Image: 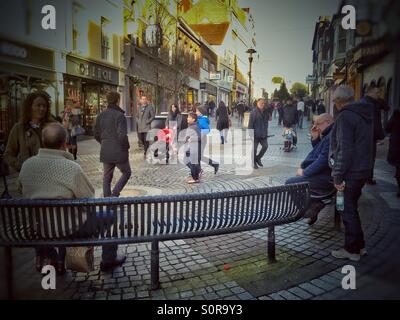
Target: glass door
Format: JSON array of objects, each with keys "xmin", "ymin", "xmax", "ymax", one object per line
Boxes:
[{"xmin": 83, "ymin": 85, "xmax": 99, "ymax": 135}]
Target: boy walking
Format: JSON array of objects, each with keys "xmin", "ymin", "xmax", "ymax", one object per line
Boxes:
[{"xmin": 185, "ymin": 112, "xmax": 201, "ymax": 184}]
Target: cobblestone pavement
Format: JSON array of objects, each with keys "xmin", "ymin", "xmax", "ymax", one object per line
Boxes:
[{"xmin": 1, "ymin": 116, "xmax": 399, "ymax": 300}]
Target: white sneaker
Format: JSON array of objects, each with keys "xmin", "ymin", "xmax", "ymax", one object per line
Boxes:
[
  {"xmin": 360, "ymin": 248, "xmax": 367, "ymax": 256},
  {"xmin": 331, "ymin": 248, "xmax": 360, "ymax": 262}
]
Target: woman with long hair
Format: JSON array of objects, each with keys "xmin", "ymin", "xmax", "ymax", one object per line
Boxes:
[
  {"xmin": 3, "ymin": 91, "xmax": 61, "ymax": 273},
  {"xmin": 216, "ymin": 101, "xmax": 230, "ymax": 144},
  {"xmin": 4, "ymin": 91, "xmax": 53, "ymax": 172}
]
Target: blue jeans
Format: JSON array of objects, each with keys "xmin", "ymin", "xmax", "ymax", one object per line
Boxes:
[
  {"xmin": 285, "ymin": 174, "xmax": 333, "ymax": 192},
  {"xmin": 52, "ymin": 211, "xmax": 118, "ymax": 264},
  {"xmin": 342, "ymin": 179, "xmax": 366, "ymax": 254}
]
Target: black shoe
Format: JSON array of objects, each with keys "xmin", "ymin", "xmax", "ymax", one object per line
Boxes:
[
  {"xmin": 306, "ymin": 201, "xmax": 326, "ymax": 226},
  {"xmin": 100, "ymin": 255, "xmax": 127, "ymax": 272},
  {"xmin": 254, "ymin": 162, "xmax": 259, "ymax": 169},
  {"xmin": 256, "ymin": 158, "xmax": 263, "ymax": 167},
  {"xmin": 213, "ymin": 164, "xmax": 219, "ymax": 174}
]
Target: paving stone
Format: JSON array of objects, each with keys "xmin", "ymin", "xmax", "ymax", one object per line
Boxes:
[
  {"xmin": 180, "ymin": 290, "xmax": 194, "ymax": 299},
  {"xmin": 311, "ymin": 278, "xmax": 337, "ymax": 291},
  {"xmin": 299, "ymin": 283, "xmax": 326, "ymax": 296},
  {"xmin": 277, "ymin": 290, "xmax": 301, "ymax": 300},
  {"xmin": 269, "ymin": 293, "xmax": 285, "ymax": 300},
  {"xmin": 288, "ymin": 287, "xmax": 313, "ymax": 300}
]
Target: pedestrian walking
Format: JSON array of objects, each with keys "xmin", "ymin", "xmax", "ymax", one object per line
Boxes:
[
  {"xmin": 282, "ymin": 98, "xmax": 298, "ymax": 147},
  {"xmin": 237, "ymin": 100, "xmax": 246, "ymax": 125},
  {"xmin": 277, "ymin": 100, "xmax": 284, "ymax": 126},
  {"xmin": 248, "ymin": 98, "xmax": 270, "ymax": 169},
  {"xmin": 360, "ymin": 86, "xmax": 390, "ymax": 185},
  {"xmin": 385, "ymin": 110, "xmax": 400, "ymax": 197},
  {"xmin": 297, "ymin": 98, "xmax": 305, "ymax": 129},
  {"xmin": 136, "ymin": 95, "xmax": 155, "ymax": 157},
  {"xmin": 216, "ymin": 101, "xmax": 230, "ymax": 144},
  {"xmin": 317, "ymin": 100, "xmax": 326, "ymax": 115},
  {"xmin": 61, "ymin": 107, "xmax": 84, "ymax": 160},
  {"xmin": 329, "ymin": 85, "xmax": 374, "ymax": 262},
  {"xmin": 184, "ymin": 112, "xmax": 201, "ymax": 184},
  {"xmin": 195, "ymin": 106, "xmax": 219, "ymax": 174},
  {"xmin": 94, "ymin": 91, "xmax": 132, "ymax": 198}
]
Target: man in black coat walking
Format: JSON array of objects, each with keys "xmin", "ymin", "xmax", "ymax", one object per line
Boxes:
[
  {"xmin": 360, "ymin": 86, "xmax": 390, "ymax": 185},
  {"xmin": 329, "ymin": 85, "xmax": 374, "ymax": 262},
  {"xmin": 95, "ymin": 91, "xmax": 131, "ymax": 198},
  {"xmin": 248, "ymin": 98, "xmax": 270, "ymax": 169}
]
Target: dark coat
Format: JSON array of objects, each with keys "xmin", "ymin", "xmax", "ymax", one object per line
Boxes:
[
  {"xmin": 216, "ymin": 105, "xmax": 230, "ymax": 131},
  {"xmin": 317, "ymin": 103, "xmax": 326, "ymax": 115},
  {"xmin": 360, "ymin": 96, "xmax": 390, "ymax": 141},
  {"xmin": 137, "ymin": 104, "xmax": 155, "ymax": 133},
  {"xmin": 248, "ymin": 107, "xmax": 269, "ymax": 139},
  {"xmin": 329, "ymin": 101, "xmax": 374, "ymax": 185},
  {"xmin": 301, "ymin": 124, "xmax": 333, "ymax": 178},
  {"xmin": 94, "ymin": 105, "xmax": 130, "ymax": 164},
  {"xmin": 237, "ymin": 102, "xmax": 245, "ymax": 115},
  {"xmin": 185, "ymin": 122, "xmax": 201, "ymax": 164},
  {"xmin": 386, "ymin": 110, "xmax": 400, "ymax": 166},
  {"xmin": 282, "ymin": 104, "xmax": 298, "ymax": 127},
  {"xmin": 165, "ymin": 112, "xmax": 184, "ymax": 134}
]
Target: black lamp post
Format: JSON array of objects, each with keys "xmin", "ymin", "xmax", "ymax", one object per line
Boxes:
[{"xmin": 246, "ymin": 48, "xmax": 257, "ymax": 108}]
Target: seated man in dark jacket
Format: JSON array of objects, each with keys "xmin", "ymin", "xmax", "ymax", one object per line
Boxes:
[{"xmin": 286, "ymin": 113, "xmax": 334, "ymax": 225}]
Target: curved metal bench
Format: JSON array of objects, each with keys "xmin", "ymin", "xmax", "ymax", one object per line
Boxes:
[{"xmin": 0, "ymin": 183, "xmax": 309, "ymax": 298}]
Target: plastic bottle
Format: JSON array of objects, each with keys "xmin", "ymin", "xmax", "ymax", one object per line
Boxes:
[{"xmin": 336, "ymin": 190, "xmax": 344, "ymax": 211}]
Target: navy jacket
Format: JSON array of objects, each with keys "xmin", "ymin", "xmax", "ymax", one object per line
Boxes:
[
  {"xmin": 329, "ymin": 101, "xmax": 374, "ymax": 185},
  {"xmin": 248, "ymin": 107, "xmax": 269, "ymax": 139},
  {"xmin": 301, "ymin": 124, "xmax": 333, "ymax": 177}
]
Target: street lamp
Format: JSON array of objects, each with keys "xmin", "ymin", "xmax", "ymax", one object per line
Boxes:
[{"xmin": 246, "ymin": 48, "xmax": 257, "ymax": 108}]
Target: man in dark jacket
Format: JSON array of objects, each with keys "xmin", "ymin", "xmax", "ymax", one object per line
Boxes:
[
  {"xmin": 248, "ymin": 98, "xmax": 270, "ymax": 169},
  {"xmin": 360, "ymin": 86, "xmax": 390, "ymax": 185},
  {"xmin": 282, "ymin": 98, "xmax": 298, "ymax": 146},
  {"xmin": 286, "ymin": 114, "xmax": 334, "ymax": 224},
  {"xmin": 136, "ymin": 95, "xmax": 155, "ymax": 157},
  {"xmin": 95, "ymin": 91, "xmax": 132, "ymax": 198},
  {"xmin": 329, "ymin": 85, "xmax": 374, "ymax": 262},
  {"xmin": 237, "ymin": 100, "xmax": 245, "ymax": 125}
]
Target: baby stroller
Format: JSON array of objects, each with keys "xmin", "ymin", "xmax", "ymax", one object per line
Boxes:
[{"xmin": 282, "ymin": 127, "xmax": 296, "ymax": 152}]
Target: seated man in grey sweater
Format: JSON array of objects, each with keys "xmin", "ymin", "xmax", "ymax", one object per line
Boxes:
[{"xmin": 18, "ymin": 122, "xmax": 126, "ymax": 274}]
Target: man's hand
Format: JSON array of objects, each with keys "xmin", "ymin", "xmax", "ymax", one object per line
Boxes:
[
  {"xmin": 296, "ymin": 168, "xmax": 304, "ymax": 176},
  {"xmin": 335, "ymin": 182, "xmax": 345, "ymax": 191}
]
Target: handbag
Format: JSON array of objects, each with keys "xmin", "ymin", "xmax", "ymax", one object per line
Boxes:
[
  {"xmin": 65, "ymin": 246, "xmax": 94, "ymax": 273},
  {"xmin": 71, "ymin": 125, "xmax": 85, "ymax": 137}
]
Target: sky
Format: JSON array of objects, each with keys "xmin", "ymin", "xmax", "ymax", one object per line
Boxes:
[{"xmin": 239, "ymin": 0, "xmax": 340, "ymax": 97}]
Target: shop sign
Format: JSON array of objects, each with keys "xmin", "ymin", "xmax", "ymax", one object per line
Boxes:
[
  {"xmin": 0, "ymin": 39, "xmax": 54, "ymax": 70},
  {"xmin": 210, "ymin": 72, "xmax": 221, "ymax": 80},
  {"xmin": 67, "ymin": 56, "xmax": 119, "ymax": 85}
]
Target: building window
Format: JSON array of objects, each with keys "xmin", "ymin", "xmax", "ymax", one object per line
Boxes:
[
  {"xmin": 101, "ymin": 17, "xmax": 111, "ymax": 61},
  {"xmin": 202, "ymin": 58, "xmax": 209, "ymax": 71},
  {"xmin": 210, "ymin": 63, "xmax": 216, "ymax": 73},
  {"xmin": 337, "ymin": 27, "xmax": 347, "ymax": 54}
]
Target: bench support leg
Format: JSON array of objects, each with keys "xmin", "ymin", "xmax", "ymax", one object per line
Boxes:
[
  {"xmin": 150, "ymin": 241, "xmax": 160, "ymax": 290},
  {"xmin": 334, "ymin": 206, "xmax": 341, "ymax": 231},
  {"xmin": 268, "ymin": 226, "xmax": 276, "ymax": 263},
  {"xmin": 5, "ymin": 246, "xmax": 13, "ymax": 300}
]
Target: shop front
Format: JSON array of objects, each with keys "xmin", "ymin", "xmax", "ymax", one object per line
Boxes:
[
  {"xmin": 65, "ymin": 55, "xmax": 119, "ymax": 135},
  {"xmin": 0, "ymin": 38, "xmax": 57, "ymax": 140},
  {"xmin": 200, "ymin": 82, "xmax": 217, "ymax": 105},
  {"xmin": 236, "ymin": 82, "xmax": 247, "ymax": 102}
]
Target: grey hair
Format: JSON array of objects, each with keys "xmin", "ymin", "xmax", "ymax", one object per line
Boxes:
[{"xmin": 333, "ymin": 85, "xmax": 355, "ymax": 102}]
